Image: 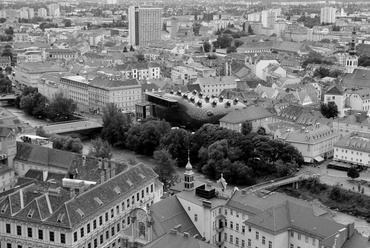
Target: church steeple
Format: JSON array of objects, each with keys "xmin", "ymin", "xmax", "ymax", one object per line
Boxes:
[
  {"xmin": 349, "ymin": 27, "xmax": 357, "ymax": 56},
  {"xmin": 184, "ymin": 150, "xmax": 195, "ymax": 191},
  {"xmin": 346, "ymin": 27, "xmax": 358, "ymax": 74}
]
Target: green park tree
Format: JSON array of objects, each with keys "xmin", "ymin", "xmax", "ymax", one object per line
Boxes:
[
  {"xmin": 347, "ymin": 167, "xmax": 360, "ymax": 180},
  {"xmin": 50, "ymin": 134, "xmax": 83, "ymax": 154},
  {"xmin": 88, "ymin": 138, "xmax": 113, "ymax": 159},
  {"xmin": 320, "ymin": 101, "xmax": 339, "ymax": 119},
  {"xmin": 153, "ymin": 149, "xmax": 178, "ymax": 190},
  {"xmin": 101, "ymin": 103, "xmax": 132, "ymax": 147}
]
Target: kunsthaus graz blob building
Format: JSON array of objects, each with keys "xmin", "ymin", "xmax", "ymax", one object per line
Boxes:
[{"xmin": 145, "ymin": 90, "xmax": 246, "ymax": 128}]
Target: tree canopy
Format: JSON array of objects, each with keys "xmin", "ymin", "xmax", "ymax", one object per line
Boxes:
[
  {"xmin": 88, "ymin": 138, "xmax": 112, "ymax": 159},
  {"xmin": 50, "ymin": 134, "xmax": 83, "ymax": 154},
  {"xmin": 153, "ymin": 149, "xmax": 178, "ymax": 190},
  {"xmin": 320, "ymin": 101, "xmax": 339, "ymax": 119},
  {"xmin": 46, "ymin": 93, "xmax": 77, "ymax": 121},
  {"xmin": 347, "ymin": 167, "xmax": 359, "ymax": 180},
  {"xmin": 101, "ymin": 103, "xmax": 132, "ymax": 147}
]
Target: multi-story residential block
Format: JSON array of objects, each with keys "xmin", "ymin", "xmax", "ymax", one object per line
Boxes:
[
  {"xmin": 117, "ymin": 63, "xmax": 161, "ymax": 81},
  {"xmin": 334, "ymin": 132, "xmax": 370, "ymax": 166},
  {"xmin": 0, "ymin": 161, "xmax": 162, "ymax": 248},
  {"xmin": 219, "ymin": 107, "xmax": 274, "ymax": 132},
  {"xmin": 13, "ymin": 33, "xmax": 30, "ymax": 43},
  {"xmin": 0, "ymin": 165, "xmax": 14, "ymax": 192},
  {"xmin": 37, "ymin": 72, "xmax": 67, "ymax": 100},
  {"xmin": 16, "ymin": 50, "xmax": 47, "ymax": 64},
  {"xmin": 347, "ymin": 88, "xmax": 370, "ymax": 112},
  {"xmin": 58, "ymin": 75, "xmax": 142, "ymax": 113},
  {"xmin": 37, "ymin": 8, "xmax": 47, "ymax": 18},
  {"xmin": 46, "ymin": 49, "xmax": 78, "ymax": 60},
  {"xmin": 261, "ymin": 10, "xmax": 276, "ymax": 28},
  {"xmin": 14, "ymin": 62, "xmax": 67, "ymax": 88},
  {"xmin": 171, "ymin": 66, "xmax": 198, "ymax": 84},
  {"xmin": 333, "ymin": 112, "xmax": 370, "ymax": 137},
  {"xmin": 324, "ymin": 84, "xmax": 346, "ymax": 117},
  {"xmin": 196, "ymin": 76, "xmax": 237, "ymax": 96},
  {"xmin": 128, "ymin": 6, "xmax": 162, "ymax": 47},
  {"xmin": 320, "ymin": 7, "xmax": 336, "ymax": 24},
  {"xmin": 47, "ymin": 3, "xmax": 60, "ymax": 17},
  {"xmin": 278, "ymin": 123, "xmax": 340, "ymax": 163}
]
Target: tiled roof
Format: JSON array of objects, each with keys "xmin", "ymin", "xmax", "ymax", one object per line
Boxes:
[
  {"xmin": 16, "ymin": 62, "xmax": 67, "ymax": 73},
  {"xmin": 88, "ymin": 77, "xmax": 140, "ymax": 89},
  {"xmin": 334, "ymin": 132, "xmax": 370, "ymax": 152},
  {"xmin": 0, "ymin": 163, "xmax": 157, "ymax": 229},
  {"xmin": 279, "ymin": 124, "xmax": 338, "ymax": 144},
  {"xmin": 219, "ymin": 107, "xmax": 273, "ymax": 124},
  {"xmin": 150, "ymin": 195, "xmax": 200, "ymax": 240},
  {"xmin": 245, "ymin": 200, "xmax": 345, "ymax": 241},
  {"xmin": 15, "ymin": 142, "xmax": 77, "ymax": 170},
  {"xmin": 342, "ymin": 69, "xmax": 370, "ymax": 89},
  {"xmin": 143, "ymin": 231, "xmax": 214, "ymax": 248},
  {"xmin": 325, "ymin": 84, "xmax": 344, "ymax": 96}
]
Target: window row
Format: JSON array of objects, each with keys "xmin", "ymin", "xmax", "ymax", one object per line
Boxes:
[{"xmin": 5, "ymin": 224, "xmax": 64, "ymax": 244}]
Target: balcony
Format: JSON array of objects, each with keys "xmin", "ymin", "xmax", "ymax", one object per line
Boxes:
[{"xmin": 216, "ymin": 226, "xmax": 224, "ymax": 233}]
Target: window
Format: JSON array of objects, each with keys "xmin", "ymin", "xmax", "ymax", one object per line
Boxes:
[
  {"xmin": 61, "ymin": 233, "xmax": 66, "ymax": 244},
  {"xmin": 194, "ymin": 214, "xmax": 198, "ymax": 222},
  {"xmin": 116, "ymin": 205, "xmax": 119, "ymax": 215},
  {"xmin": 100, "ymin": 234, "xmax": 103, "ymax": 244},
  {"xmin": 269, "ymin": 241, "xmax": 272, "ymax": 248},
  {"xmin": 87, "ymin": 223, "xmax": 91, "ymax": 233},
  {"xmin": 111, "ymin": 209, "xmax": 114, "ymax": 218},
  {"xmin": 27, "ymin": 227, "xmax": 32, "ymax": 238},
  {"xmin": 230, "ymin": 210, "xmax": 233, "ymax": 216},
  {"xmin": 242, "ymin": 240, "xmax": 245, "ymax": 247},
  {"xmin": 38, "ymin": 229, "xmax": 43, "ymax": 240},
  {"xmin": 127, "ymin": 199, "xmax": 130, "ymax": 208},
  {"xmin": 111, "ymin": 226, "xmax": 115, "ymax": 236},
  {"xmin": 94, "ymin": 238, "xmax": 98, "ymax": 248},
  {"xmin": 151, "ymin": 184, "xmax": 153, "ymax": 192},
  {"xmin": 230, "ymin": 235, "xmax": 233, "ymax": 244},
  {"xmin": 117, "ymin": 223, "xmax": 120, "ymax": 232},
  {"xmin": 305, "ymin": 236, "xmax": 308, "ymax": 243},
  {"xmin": 249, "ymin": 226, "xmax": 251, "ymax": 232},
  {"xmin": 74, "ymin": 231, "xmax": 78, "ymax": 242},
  {"xmin": 7, "ymin": 244, "xmax": 11, "ymax": 248},
  {"xmin": 262, "ymin": 236, "xmax": 265, "ymax": 245},
  {"xmin": 242, "ymin": 225, "xmax": 245, "ymax": 233},
  {"xmin": 256, "ymin": 231, "xmax": 259, "ymax": 240},
  {"xmin": 224, "ymin": 233, "xmax": 227, "ymax": 241},
  {"xmin": 105, "ymin": 212, "xmax": 108, "ymax": 221},
  {"xmin": 248, "ymin": 239, "xmax": 251, "ymax": 247},
  {"xmin": 50, "ymin": 231, "xmax": 55, "ymax": 242},
  {"xmin": 230, "ymin": 221, "xmax": 233, "ymax": 229},
  {"xmin": 188, "ymin": 206, "xmax": 191, "ymax": 211},
  {"xmin": 290, "ymin": 245, "xmax": 294, "ymax": 248},
  {"xmin": 99, "ymin": 216, "xmax": 103, "ymax": 225},
  {"xmin": 236, "ymin": 237, "xmax": 239, "ymax": 246},
  {"xmin": 6, "ymin": 223, "xmax": 10, "ymax": 234},
  {"xmin": 93, "ymin": 220, "xmax": 97, "ymax": 229},
  {"xmin": 17, "ymin": 225, "xmax": 22, "ymax": 235},
  {"xmin": 298, "ymin": 234, "xmax": 301, "ymax": 240},
  {"xmin": 312, "ymin": 239, "xmax": 315, "ymax": 245},
  {"xmin": 142, "ymin": 189, "xmax": 144, "ymax": 198},
  {"xmin": 81, "ymin": 227, "xmax": 84, "ymax": 238},
  {"xmin": 236, "ymin": 223, "xmax": 239, "ymax": 232},
  {"xmin": 137, "ymin": 193, "xmax": 140, "ymax": 201}
]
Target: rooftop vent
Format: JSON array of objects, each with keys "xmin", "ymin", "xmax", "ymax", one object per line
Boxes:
[
  {"xmin": 183, "ymin": 93, "xmax": 188, "ymax": 99},
  {"xmin": 94, "ymin": 197, "xmax": 103, "ymax": 205},
  {"xmin": 170, "ymin": 90, "xmax": 174, "ymax": 94},
  {"xmin": 177, "ymin": 90, "xmax": 182, "ymax": 95},
  {"xmin": 190, "ymin": 96, "xmax": 195, "ymax": 102},
  {"xmin": 197, "ymin": 100, "xmax": 202, "ymax": 106},
  {"xmin": 57, "ymin": 213, "xmax": 64, "ymax": 223},
  {"xmin": 27, "ymin": 209, "xmax": 35, "ymax": 218},
  {"xmin": 1, "ymin": 204, "xmax": 8, "ymax": 213},
  {"xmin": 114, "ymin": 186, "xmax": 121, "ymax": 195},
  {"xmin": 76, "ymin": 208, "xmax": 84, "ymax": 218},
  {"xmin": 212, "ymin": 100, "xmax": 217, "ymax": 106},
  {"xmin": 192, "ymin": 90, "xmax": 197, "ymax": 95}
]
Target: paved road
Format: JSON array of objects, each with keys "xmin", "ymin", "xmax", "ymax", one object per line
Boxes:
[{"xmin": 42, "ymin": 120, "xmax": 102, "ymax": 134}]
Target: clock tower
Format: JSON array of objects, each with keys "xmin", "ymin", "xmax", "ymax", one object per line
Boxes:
[{"xmin": 345, "ymin": 27, "xmax": 358, "ymax": 74}]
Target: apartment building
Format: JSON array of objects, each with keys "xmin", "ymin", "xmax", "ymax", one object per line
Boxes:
[
  {"xmin": 117, "ymin": 63, "xmax": 161, "ymax": 81},
  {"xmin": 333, "ymin": 113, "xmax": 370, "ymax": 137},
  {"xmin": 14, "ymin": 62, "xmax": 67, "ymax": 88},
  {"xmin": 47, "ymin": 49, "xmax": 78, "ymax": 60},
  {"xmin": 324, "ymin": 84, "xmax": 346, "ymax": 117},
  {"xmin": 196, "ymin": 76, "xmax": 237, "ymax": 96},
  {"xmin": 171, "ymin": 66, "xmax": 198, "ymax": 84},
  {"xmin": 334, "ymin": 132, "xmax": 370, "ymax": 166},
  {"xmin": 320, "ymin": 7, "xmax": 336, "ymax": 24},
  {"xmin": 0, "ymin": 162, "xmax": 162, "ymax": 248},
  {"xmin": 128, "ymin": 6, "xmax": 162, "ymax": 46},
  {"xmin": 278, "ymin": 124, "xmax": 340, "ymax": 163}
]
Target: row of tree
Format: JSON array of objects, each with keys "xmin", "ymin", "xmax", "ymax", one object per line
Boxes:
[
  {"xmin": 100, "ymin": 104, "xmax": 304, "ymax": 188},
  {"xmin": 16, "ymin": 87, "xmax": 77, "ymax": 122}
]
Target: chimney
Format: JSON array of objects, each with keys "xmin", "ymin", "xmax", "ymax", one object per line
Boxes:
[
  {"xmin": 100, "ymin": 170, "xmax": 105, "ymax": 183},
  {"xmin": 98, "ymin": 157, "xmax": 103, "ymax": 169},
  {"xmin": 103, "ymin": 158, "xmax": 109, "ymax": 170},
  {"xmin": 82, "ymin": 155, "xmax": 86, "ymax": 166},
  {"xmin": 43, "ymin": 170, "xmax": 48, "ymax": 182},
  {"xmin": 106, "ymin": 166, "xmax": 110, "ymax": 180},
  {"xmin": 183, "ymin": 232, "xmax": 189, "ymax": 237},
  {"xmin": 169, "ymin": 229, "xmax": 177, "ymax": 234},
  {"xmin": 174, "ymin": 224, "xmax": 182, "ymax": 233},
  {"xmin": 110, "ymin": 160, "xmax": 116, "ymax": 178},
  {"xmin": 20, "ymin": 188, "xmax": 24, "ymax": 209}
]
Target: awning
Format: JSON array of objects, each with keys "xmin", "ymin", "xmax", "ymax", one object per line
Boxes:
[
  {"xmin": 304, "ymin": 157, "xmax": 312, "ymax": 163},
  {"xmin": 314, "ymin": 156, "xmax": 324, "ymax": 163}
]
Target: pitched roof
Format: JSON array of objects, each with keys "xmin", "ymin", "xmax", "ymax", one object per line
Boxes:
[
  {"xmin": 245, "ymin": 200, "xmax": 345, "ymax": 240},
  {"xmin": 15, "ymin": 142, "xmax": 77, "ymax": 170},
  {"xmin": 0, "ymin": 163, "xmax": 157, "ymax": 229},
  {"xmin": 150, "ymin": 195, "xmax": 200, "ymax": 240},
  {"xmin": 143, "ymin": 231, "xmax": 214, "ymax": 248},
  {"xmin": 342, "ymin": 69, "xmax": 370, "ymax": 89},
  {"xmin": 88, "ymin": 77, "xmax": 140, "ymax": 89},
  {"xmin": 325, "ymin": 84, "xmax": 344, "ymax": 96},
  {"xmin": 219, "ymin": 107, "xmax": 273, "ymax": 124}
]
